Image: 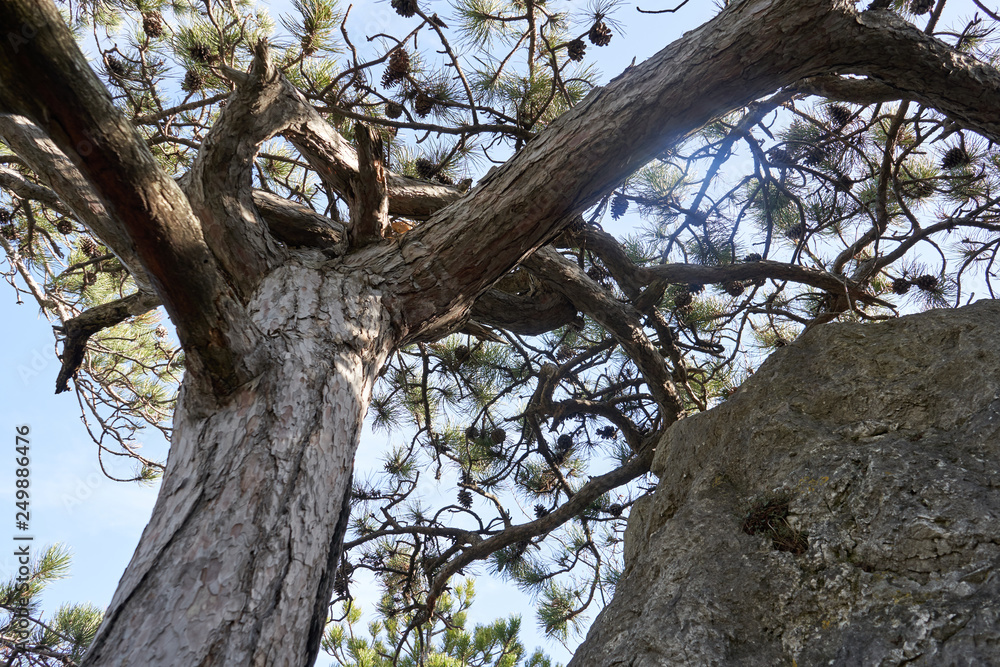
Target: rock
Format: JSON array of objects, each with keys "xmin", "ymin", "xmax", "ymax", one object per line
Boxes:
[{"xmin": 571, "ymin": 301, "xmax": 1000, "ymax": 666}]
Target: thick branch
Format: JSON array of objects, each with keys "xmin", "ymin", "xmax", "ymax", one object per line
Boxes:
[
  {"xmin": 358, "ymin": 0, "xmax": 1000, "ymax": 345},
  {"xmin": 793, "ymin": 75, "xmax": 908, "ymax": 104},
  {"xmin": 574, "ymin": 224, "xmax": 889, "ymax": 308},
  {"xmin": 0, "ymin": 1, "xmax": 260, "ymax": 396},
  {"xmin": 185, "ymin": 41, "xmax": 286, "ymax": 298},
  {"xmin": 843, "ymin": 10, "xmax": 1000, "ymax": 142},
  {"xmin": 220, "ymin": 63, "xmax": 466, "ymax": 220},
  {"xmin": 347, "ymin": 123, "xmax": 389, "ymax": 246},
  {"xmin": 468, "ymin": 284, "xmax": 577, "ymax": 335},
  {"xmin": 637, "ymin": 261, "xmax": 890, "ymax": 307},
  {"xmin": 253, "ymin": 190, "xmax": 344, "ymax": 250},
  {"xmin": 359, "ymin": 0, "xmax": 885, "ymax": 343},
  {"xmin": 0, "ymin": 115, "xmax": 154, "ymax": 293}
]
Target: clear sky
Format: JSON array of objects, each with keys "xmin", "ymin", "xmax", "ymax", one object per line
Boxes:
[{"xmin": 0, "ymin": 0, "xmax": 847, "ymax": 663}]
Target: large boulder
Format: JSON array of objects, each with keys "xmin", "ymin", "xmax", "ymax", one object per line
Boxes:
[{"xmin": 571, "ymin": 301, "xmax": 1000, "ymax": 666}]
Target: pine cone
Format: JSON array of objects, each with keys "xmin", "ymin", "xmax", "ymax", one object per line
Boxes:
[
  {"xmin": 785, "ymin": 224, "xmax": 806, "ymax": 240},
  {"xmin": 465, "ymin": 426, "xmax": 478, "ymax": 439},
  {"xmin": 909, "ymin": 179, "xmax": 935, "ymax": 199},
  {"xmin": 611, "ymin": 195, "xmax": 629, "ymax": 220},
  {"xmin": 183, "ymin": 69, "xmax": 204, "ymax": 91},
  {"xmin": 834, "ymin": 173, "xmax": 855, "ymax": 192},
  {"xmin": 768, "ymin": 148, "xmax": 794, "ymax": 168},
  {"xmin": 607, "ymin": 503, "xmax": 624, "ymax": 517},
  {"xmin": 891, "ymin": 278, "xmax": 911, "ymax": 295},
  {"xmin": 587, "ymin": 265, "xmax": 611, "ymax": 284},
  {"xmin": 589, "ymin": 20, "xmax": 612, "ymax": 46},
  {"xmin": 0, "ymin": 224, "xmax": 17, "ymax": 240},
  {"xmin": 414, "ymin": 92, "xmax": 435, "ymax": 118},
  {"xmin": 555, "ymin": 345, "xmax": 575, "ymax": 362},
  {"xmin": 457, "ymin": 489, "xmax": 473, "ymax": 509},
  {"xmin": 804, "ymin": 145, "xmax": 828, "ymax": 166},
  {"xmin": 106, "ymin": 56, "xmax": 127, "ymax": 78},
  {"xmin": 722, "ymin": 280, "xmax": 745, "ymax": 297},
  {"xmin": 674, "ymin": 290, "xmax": 693, "ymax": 309},
  {"xmin": 941, "ymin": 146, "xmax": 970, "ymax": 170},
  {"xmin": 556, "ymin": 434, "xmax": 574, "ymax": 453},
  {"xmin": 188, "ymin": 43, "xmax": 213, "ymax": 63},
  {"xmin": 914, "ymin": 274, "xmax": 938, "ymax": 292},
  {"xmin": 490, "ymin": 428, "xmax": 506, "ymax": 445},
  {"xmin": 155, "ymin": 325, "xmax": 169, "ymax": 339},
  {"xmin": 56, "ymin": 219, "xmax": 73, "ymax": 235},
  {"xmin": 388, "ymin": 48, "xmax": 410, "ymax": 77},
  {"xmin": 385, "ymin": 101, "xmax": 404, "ymax": 119},
  {"xmin": 415, "ymin": 157, "xmax": 436, "ymax": 179},
  {"xmin": 142, "ymin": 11, "xmax": 164, "ymax": 38},
  {"xmin": 391, "ymin": 0, "xmax": 418, "ymax": 17},
  {"xmin": 80, "ymin": 237, "xmax": 101, "ymax": 257},
  {"xmin": 0, "ymin": 208, "xmax": 12, "ymax": 224},
  {"xmin": 911, "ymin": 0, "xmax": 934, "ymax": 13},
  {"xmin": 333, "ymin": 564, "xmax": 351, "ymax": 596},
  {"xmin": 534, "ymin": 504, "xmax": 549, "ymax": 519},
  {"xmin": 685, "ymin": 210, "xmax": 708, "ymax": 227},
  {"xmin": 828, "ymin": 105, "xmax": 852, "ymax": 129},
  {"xmin": 687, "ymin": 283, "xmax": 705, "ymax": 294},
  {"xmin": 744, "ymin": 253, "xmax": 762, "ymax": 262},
  {"xmin": 596, "ymin": 426, "xmax": 616, "ymax": 439},
  {"xmin": 567, "ymin": 38, "xmax": 586, "ymax": 62}
]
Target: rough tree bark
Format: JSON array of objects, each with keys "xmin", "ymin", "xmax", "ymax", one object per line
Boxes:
[
  {"xmin": 1, "ymin": 0, "xmax": 1000, "ymax": 664},
  {"xmin": 84, "ymin": 265, "xmax": 395, "ymax": 666}
]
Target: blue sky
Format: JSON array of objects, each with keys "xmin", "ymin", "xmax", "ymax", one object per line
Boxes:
[{"xmin": 0, "ymin": 0, "xmax": 747, "ymax": 664}]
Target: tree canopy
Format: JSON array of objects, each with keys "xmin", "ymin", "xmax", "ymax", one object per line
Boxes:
[{"xmin": 2, "ymin": 0, "xmax": 1000, "ymax": 664}]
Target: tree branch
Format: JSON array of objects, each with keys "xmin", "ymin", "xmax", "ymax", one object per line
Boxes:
[
  {"xmin": 252, "ymin": 190, "xmax": 345, "ymax": 250},
  {"xmin": 525, "ymin": 247, "xmax": 684, "ymax": 427},
  {"xmin": 423, "ymin": 446, "xmax": 655, "ymax": 621},
  {"xmin": 219, "ymin": 61, "xmax": 467, "ymax": 221},
  {"xmin": 792, "ymin": 75, "xmax": 908, "ymax": 105},
  {"xmin": 843, "ymin": 9, "xmax": 1000, "ymax": 142},
  {"xmin": 467, "ymin": 284, "xmax": 577, "ymax": 335},
  {"xmin": 0, "ymin": 0, "xmax": 260, "ymax": 397},
  {"xmin": 347, "ymin": 123, "xmax": 389, "ymax": 246},
  {"xmin": 185, "ymin": 41, "xmax": 287, "ymax": 299},
  {"xmin": 0, "ymin": 115, "xmax": 154, "ymax": 293},
  {"xmin": 54, "ymin": 291, "xmax": 162, "ymax": 393}
]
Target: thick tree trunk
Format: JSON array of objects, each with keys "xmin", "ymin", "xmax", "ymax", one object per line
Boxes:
[
  {"xmin": 4, "ymin": 0, "xmax": 1000, "ymax": 664},
  {"xmin": 83, "ymin": 258, "xmax": 395, "ymax": 666}
]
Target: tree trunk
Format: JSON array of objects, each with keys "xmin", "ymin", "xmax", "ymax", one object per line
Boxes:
[
  {"xmin": 83, "ymin": 260, "xmax": 395, "ymax": 666},
  {"xmin": 4, "ymin": 0, "xmax": 1000, "ymax": 664}
]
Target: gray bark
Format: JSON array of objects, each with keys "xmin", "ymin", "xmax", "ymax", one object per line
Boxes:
[
  {"xmin": 84, "ymin": 259, "xmax": 395, "ymax": 666},
  {"xmin": 2, "ymin": 0, "xmax": 1000, "ymax": 664}
]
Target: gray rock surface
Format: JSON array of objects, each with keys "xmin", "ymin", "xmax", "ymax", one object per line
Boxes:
[{"xmin": 571, "ymin": 301, "xmax": 1000, "ymax": 666}]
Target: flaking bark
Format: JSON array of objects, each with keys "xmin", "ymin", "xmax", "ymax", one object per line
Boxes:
[{"xmin": 2, "ymin": 0, "xmax": 1000, "ymax": 665}]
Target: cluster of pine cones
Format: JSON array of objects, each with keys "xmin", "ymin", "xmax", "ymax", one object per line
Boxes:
[
  {"xmin": 891, "ymin": 275, "xmax": 939, "ymax": 295},
  {"xmin": 566, "ymin": 19, "xmax": 613, "ymax": 62}
]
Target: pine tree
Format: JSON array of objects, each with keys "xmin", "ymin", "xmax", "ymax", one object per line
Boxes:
[{"xmin": 0, "ymin": 0, "xmax": 998, "ymax": 664}]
